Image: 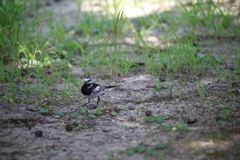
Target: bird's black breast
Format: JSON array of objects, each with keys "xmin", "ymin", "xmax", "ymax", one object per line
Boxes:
[{"xmin": 81, "ymin": 85, "xmax": 92, "ymax": 95}]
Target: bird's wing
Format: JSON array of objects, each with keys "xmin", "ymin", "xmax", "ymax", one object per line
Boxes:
[{"xmin": 91, "ymin": 83, "xmax": 104, "ymax": 92}]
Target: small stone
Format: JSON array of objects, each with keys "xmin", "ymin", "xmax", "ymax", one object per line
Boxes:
[
  {"xmin": 113, "ymin": 107, "xmax": 120, "ymax": 113},
  {"xmin": 145, "ymin": 110, "xmax": 152, "ymax": 117},
  {"xmin": 34, "ymin": 130, "xmax": 43, "ymax": 137},
  {"xmin": 72, "ymin": 121, "xmax": 78, "ymax": 127},
  {"xmin": 102, "ymin": 129, "xmax": 112, "ymax": 132},
  {"xmin": 185, "ymin": 117, "xmax": 198, "ymax": 124},
  {"xmin": 128, "ymin": 106, "xmax": 135, "ymax": 110},
  {"xmin": 232, "ymin": 82, "xmax": 239, "ymax": 88},
  {"xmin": 206, "ymin": 148, "xmax": 215, "ymax": 154},
  {"xmin": 65, "ymin": 124, "xmax": 73, "ymax": 132},
  {"xmin": 175, "ymin": 134, "xmax": 185, "ymax": 140},
  {"xmin": 226, "ymin": 63, "xmax": 234, "ymax": 70},
  {"xmin": 127, "ymin": 116, "xmax": 136, "ymax": 121}
]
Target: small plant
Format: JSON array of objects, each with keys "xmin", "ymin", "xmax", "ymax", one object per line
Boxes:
[
  {"xmin": 27, "ymin": 105, "xmax": 64, "ymax": 116},
  {"xmin": 76, "ymin": 116, "xmax": 83, "ymax": 120},
  {"xmin": 88, "ymin": 114, "xmax": 97, "ymax": 119},
  {"xmin": 2, "ymin": 95, "xmax": 14, "ymax": 104},
  {"xmin": 45, "ymin": 148, "xmax": 56, "ymax": 158},
  {"xmin": 153, "ymin": 81, "xmax": 162, "ymax": 90},
  {"xmin": 145, "ymin": 114, "xmax": 178, "ymax": 124},
  {"xmin": 86, "ymin": 106, "xmax": 119, "ymax": 119},
  {"xmin": 217, "ymin": 104, "xmax": 236, "ymax": 122},
  {"xmin": 144, "ymin": 115, "xmax": 164, "ymax": 124},
  {"xmin": 104, "ymin": 148, "xmax": 116, "ymax": 160},
  {"xmin": 80, "ymin": 107, "xmax": 88, "ymax": 114},
  {"xmin": 70, "ymin": 112, "xmax": 79, "ymax": 117},
  {"xmin": 119, "ymin": 106, "xmax": 128, "ymax": 110},
  {"xmin": 163, "ymin": 125, "xmax": 173, "ymax": 132},
  {"xmin": 75, "ymin": 125, "xmax": 89, "ymax": 131},
  {"xmin": 110, "ymin": 111, "xmax": 118, "ymax": 116},
  {"xmin": 119, "ymin": 145, "xmax": 147, "ymax": 156},
  {"xmin": 169, "ymin": 82, "xmax": 179, "ymax": 97},
  {"xmin": 136, "ymin": 98, "xmax": 146, "ymax": 103},
  {"xmin": 162, "ymin": 115, "xmax": 178, "ymax": 120},
  {"xmin": 119, "ymin": 144, "xmax": 166, "ymax": 157},
  {"xmin": 90, "ymin": 110, "xmax": 103, "ymax": 116},
  {"xmin": 196, "ymin": 83, "xmax": 208, "ymax": 100}
]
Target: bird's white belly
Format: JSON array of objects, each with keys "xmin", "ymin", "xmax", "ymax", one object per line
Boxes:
[{"xmin": 84, "ymin": 91, "xmax": 105, "ymax": 98}]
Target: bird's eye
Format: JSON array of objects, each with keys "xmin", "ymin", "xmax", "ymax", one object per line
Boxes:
[{"xmin": 86, "ymin": 80, "xmax": 92, "ymax": 83}]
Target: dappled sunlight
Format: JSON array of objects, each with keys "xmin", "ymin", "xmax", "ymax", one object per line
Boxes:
[
  {"xmin": 81, "ymin": 0, "xmax": 177, "ymax": 18},
  {"xmin": 123, "ymin": 74, "xmax": 152, "ymax": 83},
  {"xmin": 187, "ymin": 139, "xmax": 232, "ymax": 151},
  {"xmin": 122, "ymin": 121, "xmax": 142, "ymax": 127}
]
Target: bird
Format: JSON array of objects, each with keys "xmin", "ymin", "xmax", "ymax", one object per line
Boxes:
[{"xmin": 81, "ymin": 77, "xmax": 117, "ymax": 107}]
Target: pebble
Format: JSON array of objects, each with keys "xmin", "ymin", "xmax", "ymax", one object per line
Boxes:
[
  {"xmin": 65, "ymin": 124, "xmax": 73, "ymax": 132},
  {"xmin": 34, "ymin": 130, "xmax": 43, "ymax": 137},
  {"xmin": 145, "ymin": 110, "xmax": 152, "ymax": 116},
  {"xmin": 128, "ymin": 106, "xmax": 135, "ymax": 110},
  {"xmin": 102, "ymin": 129, "xmax": 112, "ymax": 132}
]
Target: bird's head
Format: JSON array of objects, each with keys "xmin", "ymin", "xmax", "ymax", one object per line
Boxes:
[{"xmin": 83, "ymin": 77, "xmax": 93, "ymax": 85}]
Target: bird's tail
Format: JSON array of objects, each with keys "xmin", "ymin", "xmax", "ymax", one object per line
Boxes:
[{"xmin": 105, "ymin": 85, "xmax": 118, "ymax": 89}]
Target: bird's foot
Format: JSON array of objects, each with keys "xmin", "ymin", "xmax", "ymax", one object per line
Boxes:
[{"xmin": 88, "ymin": 105, "xmax": 97, "ymax": 110}]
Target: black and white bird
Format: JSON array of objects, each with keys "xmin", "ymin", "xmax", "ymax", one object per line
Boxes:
[{"xmin": 81, "ymin": 77, "xmax": 117, "ymax": 107}]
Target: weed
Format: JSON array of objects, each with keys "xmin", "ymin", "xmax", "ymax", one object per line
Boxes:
[
  {"xmin": 163, "ymin": 125, "xmax": 172, "ymax": 132},
  {"xmin": 27, "ymin": 105, "xmax": 64, "ymax": 116},
  {"xmin": 104, "ymin": 148, "xmax": 116, "ymax": 160},
  {"xmin": 119, "ymin": 145, "xmax": 146, "ymax": 156},
  {"xmin": 164, "ymin": 124, "xmax": 189, "ymax": 132},
  {"xmin": 136, "ymin": 98, "xmax": 146, "ymax": 103},
  {"xmin": 88, "ymin": 114, "xmax": 97, "ymax": 119},
  {"xmin": 119, "ymin": 144, "xmax": 166, "ymax": 158},
  {"xmin": 144, "ymin": 114, "xmax": 178, "ymax": 124},
  {"xmin": 110, "ymin": 8, "xmax": 124, "ymax": 75},
  {"xmin": 75, "ymin": 125, "xmax": 88, "ymax": 131},
  {"xmin": 80, "ymin": 107, "xmax": 88, "ymax": 113},
  {"xmin": 119, "ymin": 106, "xmax": 128, "ymax": 110},
  {"xmin": 153, "ymin": 81, "xmax": 162, "ymax": 90},
  {"xmin": 110, "ymin": 111, "xmax": 118, "ymax": 116},
  {"xmin": 145, "ymin": 115, "xmax": 164, "ymax": 124},
  {"xmin": 196, "ymin": 83, "xmax": 207, "ymax": 100},
  {"xmin": 162, "ymin": 115, "xmax": 178, "ymax": 120},
  {"xmin": 217, "ymin": 104, "xmax": 236, "ymax": 122},
  {"xmin": 178, "ymin": 0, "xmax": 237, "ymax": 36},
  {"xmin": 70, "ymin": 112, "xmax": 79, "ymax": 117},
  {"xmin": 45, "ymin": 148, "xmax": 56, "ymax": 158}
]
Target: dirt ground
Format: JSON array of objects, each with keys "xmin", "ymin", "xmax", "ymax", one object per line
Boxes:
[
  {"xmin": 1, "ymin": 0, "xmax": 240, "ymax": 160},
  {"xmin": 1, "ymin": 71, "xmax": 240, "ymax": 160}
]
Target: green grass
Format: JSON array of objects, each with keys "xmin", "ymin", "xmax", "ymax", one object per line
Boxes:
[{"xmin": 0, "ymin": 0, "xmax": 239, "ymax": 108}]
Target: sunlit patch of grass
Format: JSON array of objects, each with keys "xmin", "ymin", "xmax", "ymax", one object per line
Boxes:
[{"xmin": 178, "ymin": 0, "xmax": 239, "ymax": 36}]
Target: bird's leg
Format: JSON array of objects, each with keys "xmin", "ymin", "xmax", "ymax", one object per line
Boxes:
[
  {"xmin": 90, "ymin": 97, "xmax": 100, "ymax": 110},
  {"xmin": 96, "ymin": 96, "xmax": 101, "ymax": 106},
  {"xmin": 82, "ymin": 98, "xmax": 90, "ymax": 107}
]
